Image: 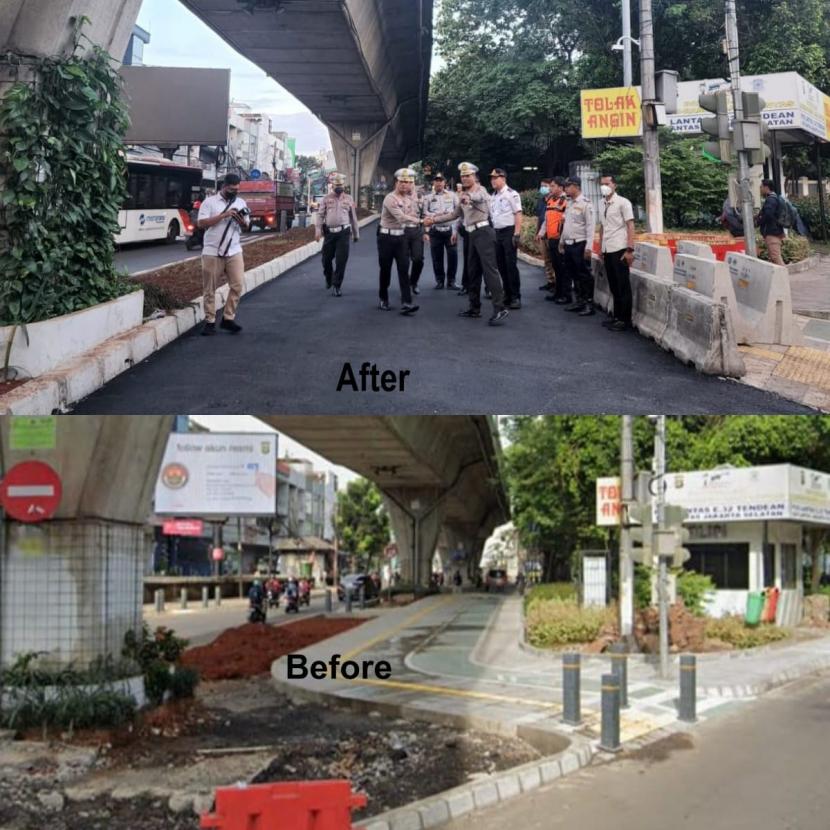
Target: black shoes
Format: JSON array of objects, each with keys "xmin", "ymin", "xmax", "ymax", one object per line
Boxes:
[
  {"xmin": 577, "ymin": 305, "xmax": 596, "ymax": 317},
  {"xmin": 458, "ymin": 308, "xmax": 482, "ymax": 318},
  {"xmin": 488, "ymin": 309, "xmax": 509, "ymax": 326},
  {"xmin": 333, "ymin": 286, "xmax": 342, "ymax": 297},
  {"xmin": 608, "ymin": 320, "xmax": 631, "ymax": 331},
  {"xmin": 434, "ymin": 282, "xmax": 444, "ymax": 289},
  {"xmin": 508, "ymin": 299, "xmax": 522, "ymax": 310},
  {"xmin": 565, "ymin": 302, "xmax": 586, "ymax": 312},
  {"xmin": 601, "ymin": 318, "xmax": 616, "ymax": 328},
  {"xmin": 400, "ymin": 303, "xmax": 420, "ymax": 315},
  {"xmin": 538, "ymin": 284, "xmax": 553, "ymax": 291},
  {"xmin": 456, "ymin": 287, "xmax": 468, "ymax": 296},
  {"xmin": 552, "ymin": 296, "xmax": 571, "ymax": 304},
  {"xmin": 378, "ymin": 301, "xmax": 391, "ymax": 311},
  {"xmin": 220, "ymin": 318, "xmax": 242, "ymax": 333},
  {"xmin": 201, "ymin": 321, "xmax": 215, "ymax": 336},
  {"xmin": 447, "ymin": 283, "xmax": 458, "ymax": 290}
]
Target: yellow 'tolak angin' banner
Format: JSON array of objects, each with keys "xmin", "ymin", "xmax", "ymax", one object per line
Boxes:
[{"xmin": 580, "ymin": 87, "xmax": 642, "ymax": 138}]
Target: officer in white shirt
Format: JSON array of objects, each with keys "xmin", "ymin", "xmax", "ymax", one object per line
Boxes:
[
  {"xmin": 598, "ymin": 174, "xmax": 635, "ymax": 331},
  {"xmin": 488, "ymin": 168, "xmax": 524, "ymax": 309},
  {"xmin": 421, "ymin": 173, "xmax": 460, "ymax": 289},
  {"xmin": 196, "ymin": 173, "xmax": 251, "ymax": 336}
]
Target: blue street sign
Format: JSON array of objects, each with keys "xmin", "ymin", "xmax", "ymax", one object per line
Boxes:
[{"xmin": 250, "ymin": 169, "xmax": 262, "ymax": 180}]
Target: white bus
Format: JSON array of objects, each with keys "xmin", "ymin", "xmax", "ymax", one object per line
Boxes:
[{"xmin": 116, "ymin": 156, "xmax": 203, "ymax": 245}]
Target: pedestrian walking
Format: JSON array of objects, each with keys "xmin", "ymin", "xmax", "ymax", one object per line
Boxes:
[
  {"xmin": 489, "ymin": 168, "xmax": 524, "ymax": 309},
  {"xmin": 422, "ymin": 173, "xmax": 460, "ymax": 289},
  {"xmin": 406, "ymin": 186, "xmax": 426, "ymax": 296},
  {"xmin": 535, "ymin": 178, "xmax": 556, "ymax": 291},
  {"xmin": 377, "ymin": 167, "xmax": 421, "ymax": 314},
  {"xmin": 425, "ymin": 162, "xmax": 508, "ymax": 326},
  {"xmin": 558, "ymin": 176, "xmax": 596, "ymax": 316},
  {"xmin": 539, "ymin": 177, "xmax": 570, "ymax": 305},
  {"xmin": 197, "ymin": 173, "xmax": 251, "ymax": 336},
  {"xmin": 598, "ymin": 174, "xmax": 635, "ymax": 331},
  {"xmin": 314, "ymin": 172, "xmax": 359, "ymax": 297},
  {"xmin": 756, "ymin": 179, "xmax": 786, "ymax": 266}
]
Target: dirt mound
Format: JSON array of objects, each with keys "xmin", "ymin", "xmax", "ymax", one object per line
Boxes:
[{"xmin": 181, "ymin": 618, "xmax": 367, "ymax": 681}]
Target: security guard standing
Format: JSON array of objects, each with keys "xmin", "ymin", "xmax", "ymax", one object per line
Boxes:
[
  {"xmin": 425, "ymin": 161, "xmax": 508, "ymax": 326},
  {"xmin": 558, "ymin": 176, "xmax": 596, "ymax": 316},
  {"xmin": 422, "ymin": 173, "xmax": 460, "ymax": 289},
  {"xmin": 488, "ymin": 168, "xmax": 523, "ymax": 309},
  {"xmin": 377, "ymin": 167, "xmax": 421, "ymax": 315},
  {"xmin": 314, "ymin": 173, "xmax": 359, "ymax": 296}
]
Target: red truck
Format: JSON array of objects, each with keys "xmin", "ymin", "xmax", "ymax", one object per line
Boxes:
[{"xmin": 237, "ymin": 180, "xmax": 296, "ymax": 231}]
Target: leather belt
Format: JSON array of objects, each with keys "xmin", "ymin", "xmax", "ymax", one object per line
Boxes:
[
  {"xmin": 431, "ymin": 225, "xmax": 452, "ymax": 232},
  {"xmin": 379, "ymin": 227, "xmax": 404, "ymax": 236},
  {"xmin": 326, "ymin": 224, "xmax": 348, "ymax": 233},
  {"xmin": 465, "ymin": 221, "xmax": 490, "ymax": 233}
]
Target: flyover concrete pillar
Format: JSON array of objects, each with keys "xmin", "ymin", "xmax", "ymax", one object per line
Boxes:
[
  {"xmin": 0, "ymin": 416, "xmax": 172, "ymax": 666},
  {"xmin": 328, "ymin": 122, "xmax": 389, "ymax": 207},
  {"xmin": 383, "ymin": 487, "xmax": 446, "ymax": 589}
]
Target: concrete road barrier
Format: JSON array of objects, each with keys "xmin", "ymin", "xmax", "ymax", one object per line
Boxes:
[
  {"xmin": 726, "ymin": 252, "xmax": 803, "ymax": 346},
  {"xmin": 661, "ymin": 287, "xmax": 746, "ymax": 377},
  {"xmin": 591, "ymin": 254, "xmax": 613, "ymax": 314},
  {"xmin": 633, "ymin": 242, "xmax": 673, "ymax": 278},
  {"xmin": 630, "ymin": 269, "xmax": 674, "ymax": 341},
  {"xmin": 676, "ymin": 240, "xmax": 715, "ymax": 260},
  {"xmin": 673, "ymin": 253, "xmax": 748, "ymax": 343}
]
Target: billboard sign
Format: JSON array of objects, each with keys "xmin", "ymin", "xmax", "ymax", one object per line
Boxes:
[
  {"xmin": 580, "ymin": 87, "xmax": 642, "ymax": 138},
  {"xmin": 154, "ymin": 433, "xmax": 277, "ymax": 516}
]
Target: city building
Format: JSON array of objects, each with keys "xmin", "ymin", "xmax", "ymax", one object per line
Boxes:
[{"xmin": 122, "ymin": 24, "xmax": 150, "ymax": 66}]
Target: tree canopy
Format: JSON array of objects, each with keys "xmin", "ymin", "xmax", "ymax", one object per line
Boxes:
[{"xmin": 335, "ymin": 478, "xmax": 390, "ymax": 573}]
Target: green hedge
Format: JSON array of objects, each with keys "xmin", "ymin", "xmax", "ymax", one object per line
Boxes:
[
  {"xmin": 791, "ymin": 195, "xmax": 829, "ymax": 241},
  {"xmin": 524, "ymin": 582, "xmax": 578, "ymax": 610},
  {"xmin": 757, "ymin": 234, "xmax": 811, "ymax": 264},
  {"xmin": 704, "ymin": 616, "xmax": 791, "ymax": 649},
  {"xmin": 675, "ymin": 570, "xmax": 716, "ymax": 616},
  {"xmin": 525, "ymin": 598, "xmax": 614, "ymax": 647}
]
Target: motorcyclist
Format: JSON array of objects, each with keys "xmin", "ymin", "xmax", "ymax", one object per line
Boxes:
[
  {"xmin": 298, "ymin": 577, "xmax": 311, "ymax": 604},
  {"xmin": 249, "ymin": 579, "xmax": 265, "ymax": 606}
]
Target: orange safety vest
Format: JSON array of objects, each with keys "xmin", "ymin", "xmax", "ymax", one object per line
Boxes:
[{"xmin": 544, "ymin": 194, "xmax": 567, "ymax": 239}]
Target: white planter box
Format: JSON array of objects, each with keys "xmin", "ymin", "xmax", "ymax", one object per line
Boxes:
[{"xmin": 0, "ymin": 290, "xmax": 144, "ymax": 379}]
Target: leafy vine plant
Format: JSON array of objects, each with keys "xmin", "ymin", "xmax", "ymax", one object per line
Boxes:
[{"xmin": 0, "ymin": 15, "xmax": 132, "ymax": 328}]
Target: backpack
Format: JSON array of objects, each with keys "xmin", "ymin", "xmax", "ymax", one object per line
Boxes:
[{"xmin": 774, "ymin": 194, "xmax": 800, "ymax": 231}]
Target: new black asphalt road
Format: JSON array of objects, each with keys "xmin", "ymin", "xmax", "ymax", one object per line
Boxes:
[{"xmin": 77, "ymin": 223, "xmax": 810, "ymax": 414}]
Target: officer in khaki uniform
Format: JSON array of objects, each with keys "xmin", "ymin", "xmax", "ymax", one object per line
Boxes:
[
  {"xmin": 558, "ymin": 176, "xmax": 596, "ymax": 316},
  {"xmin": 426, "ymin": 161, "xmax": 508, "ymax": 326},
  {"xmin": 314, "ymin": 173, "xmax": 359, "ymax": 296},
  {"xmin": 377, "ymin": 167, "xmax": 421, "ymax": 315},
  {"xmin": 421, "ymin": 173, "xmax": 460, "ymax": 289}
]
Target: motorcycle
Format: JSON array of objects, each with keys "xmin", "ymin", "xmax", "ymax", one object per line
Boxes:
[
  {"xmin": 248, "ymin": 600, "xmax": 267, "ymax": 624},
  {"xmin": 266, "ymin": 587, "xmax": 279, "ymax": 609},
  {"xmin": 298, "ymin": 580, "xmax": 311, "ymax": 607},
  {"xmin": 185, "ymin": 205, "xmax": 204, "ymax": 250},
  {"xmin": 284, "ymin": 592, "xmax": 300, "ymax": 614}
]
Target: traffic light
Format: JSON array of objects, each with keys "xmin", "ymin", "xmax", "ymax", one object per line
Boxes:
[
  {"xmin": 740, "ymin": 91, "xmax": 771, "ymax": 167},
  {"xmin": 627, "ymin": 503, "xmax": 653, "ymax": 566},
  {"xmin": 663, "ymin": 504, "xmax": 691, "ymax": 568},
  {"xmin": 699, "ymin": 90, "xmax": 732, "ymax": 163}
]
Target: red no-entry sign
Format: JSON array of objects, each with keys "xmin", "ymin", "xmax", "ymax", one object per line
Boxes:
[{"xmin": 0, "ymin": 461, "xmax": 62, "ymax": 523}]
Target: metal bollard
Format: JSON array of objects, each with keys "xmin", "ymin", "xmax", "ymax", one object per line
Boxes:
[
  {"xmin": 359, "ymin": 585, "xmax": 366, "ymax": 610},
  {"xmin": 325, "ymin": 590, "xmax": 333, "ymax": 613},
  {"xmin": 202, "ymin": 586, "xmax": 209, "ymax": 608},
  {"xmin": 345, "ymin": 589, "xmax": 352, "ymax": 614},
  {"xmin": 154, "ymin": 589, "xmax": 165, "ymax": 613},
  {"xmin": 678, "ymin": 654, "xmax": 697, "ymax": 722},
  {"xmin": 600, "ymin": 673, "xmax": 622, "ymax": 752},
  {"xmin": 214, "ymin": 586, "xmax": 222, "ymax": 607},
  {"xmin": 180, "ymin": 588, "xmax": 188, "ymax": 610},
  {"xmin": 609, "ymin": 642, "xmax": 629, "ymax": 709},
  {"xmin": 562, "ymin": 653, "xmax": 581, "ymax": 726}
]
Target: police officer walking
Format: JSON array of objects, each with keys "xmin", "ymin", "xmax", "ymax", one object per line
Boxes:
[
  {"xmin": 558, "ymin": 176, "xmax": 596, "ymax": 316},
  {"xmin": 489, "ymin": 168, "xmax": 523, "ymax": 309},
  {"xmin": 314, "ymin": 173, "xmax": 359, "ymax": 297},
  {"xmin": 377, "ymin": 167, "xmax": 421, "ymax": 315},
  {"xmin": 425, "ymin": 162, "xmax": 508, "ymax": 326},
  {"xmin": 422, "ymin": 173, "xmax": 460, "ymax": 289},
  {"xmin": 405, "ymin": 184, "xmax": 426, "ymax": 296}
]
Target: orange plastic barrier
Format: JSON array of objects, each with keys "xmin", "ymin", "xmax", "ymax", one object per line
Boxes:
[
  {"xmin": 200, "ymin": 780, "xmax": 368, "ymax": 830},
  {"xmin": 762, "ymin": 587, "xmax": 781, "ymax": 623}
]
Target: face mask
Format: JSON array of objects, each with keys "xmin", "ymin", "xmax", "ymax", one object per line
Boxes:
[
  {"xmin": 600, "ymin": 185, "xmax": 614, "ymax": 197},
  {"xmin": 539, "ymin": 186, "xmax": 550, "ymax": 195},
  {"xmin": 334, "ymin": 187, "xmax": 344, "ymax": 195},
  {"xmin": 224, "ymin": 189, "xmax": 238, "ymax": 200}
]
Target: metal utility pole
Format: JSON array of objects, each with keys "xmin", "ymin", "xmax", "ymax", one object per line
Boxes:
[
  {"xmin": 652, "ymin": 415, "xmax": 669, "ymax": 679},
  {"xmin": 639, "ymin": 0, "xmax": 664, "ymax": 233},
  {"xmin": 619, "ymin": 417, "xmax": 635, "ymax": 640},
  {"xmin": 725, "ymin": 0, "xmax": 757, "ymax": 256},
  {"xmin": 622, "ymin": 0, "xmax": 633, "ymax": 87}
]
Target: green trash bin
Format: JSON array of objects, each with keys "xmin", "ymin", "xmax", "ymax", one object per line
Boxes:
[{"xmin": 745, "ymin": 591, "xmax": 765, "ymax": 627}]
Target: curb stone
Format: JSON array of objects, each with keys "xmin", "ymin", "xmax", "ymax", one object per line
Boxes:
[{"xmin": 0, "ymin": 216, "xmax": 378, "ymax": 414}]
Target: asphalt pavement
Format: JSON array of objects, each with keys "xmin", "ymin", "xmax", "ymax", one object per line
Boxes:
[{"xmin": 78, "ymin": 222, "xmax": 810, "ymax": 414}]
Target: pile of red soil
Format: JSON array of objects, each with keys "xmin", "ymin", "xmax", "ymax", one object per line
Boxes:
[{"xmin": 181, "ymin": 617, "xmax": 367, "ymax": 681}]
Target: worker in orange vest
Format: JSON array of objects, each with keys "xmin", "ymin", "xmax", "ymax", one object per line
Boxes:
[{"xmin": 536, "ymin": 176, "xmax": 570, "ymax": 304}]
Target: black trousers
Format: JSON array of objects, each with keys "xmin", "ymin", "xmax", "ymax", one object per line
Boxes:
[
  {"xmin": 548, "ymin": 238, "xmax": 570, "ymax": 300},
  {"xmin": 321, "ymin": 227, "xmax": 351, "ymax": 287},
  {"xmin": 466, "ymin": 226, "xmax": 504, "ymax": 311},
  {"xmin": 460, "ymin": 227, "xmax": 482, "ymax": 289},
  {"xmin": 494, "ymin": 226, "xmax": 521, "ymax": 302},
  {"xmin": 429, "ymin": 229, "xmax": 458, "ymax": 285},
  {"xmin": 563, "ymin": 241, "xmax": 593, "ymax": 304},
  {"xmin": 377, "ymin": 231, "xmax": 412, "ymax": 304},
  {"xmin": 603, "ymin": 249, "xmax": 632, "ymax": 324},
  {"xmin": 404, "ymin": 226, "xmax": 425, "ymax": 287}
]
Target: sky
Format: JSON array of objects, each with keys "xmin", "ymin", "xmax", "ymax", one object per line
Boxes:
[
  {"xmin": 135, "ymin": 0, "xmax": 445, "ymax": 157},
  {"xmin": 189, "ymin": 415, "xmax": 359, "ymax": 487}
]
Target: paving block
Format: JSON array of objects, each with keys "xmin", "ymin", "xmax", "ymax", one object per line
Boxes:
[
  {"xmin": 363, "ymin": 821, "xmax": 390, "ymax": 830},
  {"xmin": 389, "ymin": 810, "xmax": 422, "ymax": 830},
  {"xmin": 126, "ymin": 325, "xmax": 158, "ymax": 364},
  {"xmin": 472, "ymin": 781, "xmax": 499, "ymax": 810},
  {"xmin": 519, "ymin": 766, "xmax": 542, "ymax": 792},
  {"xmin": 445, "ymin": 789, "xmax": 474, "ymax": 819},
  {"xmin": 560, "ymin": 752, "xmax": 580, "ymax": 775},
  {"xmin": 495, "ymin": 774, "xmax": 520, "ymax": 801},
  {"xmin": 95, "ymin": 339, "xmax": 133, "ymax": 384},
  {"xmin": 148, "ymin": 315, "xmax": 179, "ymax": 348},
  {"xmin": 61, "ymin": 357, "xmax": 105, "ymax": 404},
  {"xmin": 539, "ymin": 759, "xmax": 563, "ymax": 783},
  {"xmin": 418, "ymin": 800, "xmax": 450, "ymax": 828}
]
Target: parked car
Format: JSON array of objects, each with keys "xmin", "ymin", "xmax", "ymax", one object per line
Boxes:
[
  {"xmin": 484, "ymin": 568, "xmax": 508, "ymax": 593},
  {"xmin": 338, "ymin": 573, "xmax": 379, "ymax": 602}
]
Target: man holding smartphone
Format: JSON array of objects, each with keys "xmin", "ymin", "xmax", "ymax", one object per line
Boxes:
[{"xmin": 197, "ymin": 173, "xmax": 251, "ymax": 336}]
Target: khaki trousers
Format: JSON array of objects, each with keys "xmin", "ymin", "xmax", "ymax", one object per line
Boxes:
[
  {"xmin": 202, "ymin": 253, "xmax": 244, "ymax": 323},
  {"xmin": 539, "ymin": 236, "xmax": 556, "ymax": 284},
  {"xmin": 764, "ymin": 235, "xmax": 785, "ymax": 266}
]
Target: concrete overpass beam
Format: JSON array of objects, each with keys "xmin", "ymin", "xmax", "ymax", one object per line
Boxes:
[
  {"xmin": 0, "ymin": 416, "xmax": 171, "ymax": 667},
  {"xmin": 328, "ymin": 122, "xmax": 389, "ymax": 206}
]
